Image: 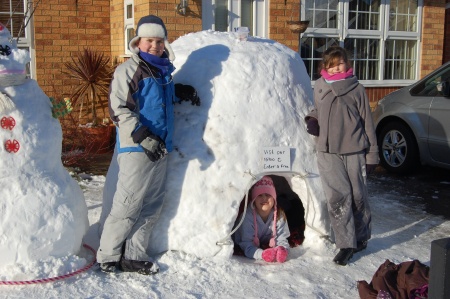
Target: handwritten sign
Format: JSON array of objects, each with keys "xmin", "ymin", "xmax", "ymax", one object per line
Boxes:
[{"xmin": 262, "ymin": 147, "xmax": 291, "ymax": 172}]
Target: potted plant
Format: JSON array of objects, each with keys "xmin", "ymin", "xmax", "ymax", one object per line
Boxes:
[{"xmin": 63, "ymin": 48, "xmax": 115, "ymax": 153}]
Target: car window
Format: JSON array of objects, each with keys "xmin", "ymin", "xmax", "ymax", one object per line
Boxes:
[{"xmin": 411, "ymin": 64, "xmax": 450, "ymax": 97}]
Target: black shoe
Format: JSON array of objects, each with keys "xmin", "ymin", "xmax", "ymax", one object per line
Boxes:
[
  {"xmin": 120, "ymin": 258, "xmax": 159, "ymax": 275},
  {"xmin": 333, "ymin": 248, "xmax": 354, "ymax": 266},
  {"xmin": 355, "ymin": 240, "xmax": 368, "ymax": 253},
  {"xmin": 99, "ymin": 262, "xmax": 117, "ymax": 273}
]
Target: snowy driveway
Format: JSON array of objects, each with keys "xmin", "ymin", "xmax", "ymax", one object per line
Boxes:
[{"xmin": 370, "ymin": 165, "xmax": 450, "ymax": 220}]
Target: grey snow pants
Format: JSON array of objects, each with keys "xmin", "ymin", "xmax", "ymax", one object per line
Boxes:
[
  {"xmin": 317, "ymin": 151, "xmax": 372, "ymax": 249},
  {"xmin": 97, "ymin": 152, "xmax": 168, "ymax": 263}
]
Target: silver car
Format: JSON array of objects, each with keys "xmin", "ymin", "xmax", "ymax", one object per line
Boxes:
[{"xmin": 372, "ymin": 61, "xmax": 450, "ymax": 174}]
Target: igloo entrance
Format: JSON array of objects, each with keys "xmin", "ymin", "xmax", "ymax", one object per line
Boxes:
[{"xmin": 216, "ymin": 171, "xmax": 331, "ymax": 255}]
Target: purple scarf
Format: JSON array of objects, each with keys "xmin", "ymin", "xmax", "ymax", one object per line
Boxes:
[
  {"xmin": 139, "ymin": 50, "xmax": 171, "ymax": 76},
  {"xmin": 320, "ymin": 68, "xmax": 354, "ymax": 82}
]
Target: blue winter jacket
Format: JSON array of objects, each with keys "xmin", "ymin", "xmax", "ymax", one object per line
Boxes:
[{"xmin": 108, "ymin": 54, "xmax": 175, "ymax": 153}]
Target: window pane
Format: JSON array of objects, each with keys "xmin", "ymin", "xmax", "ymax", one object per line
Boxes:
[
  {"xmin": 348, "ymin": 0, "xmax": 380, "ymax": 30},
  {"xmin": 0, "ymin": 0, "xmax": 25, "ymax": 38},
  {"xmin": 126, "ymin": 27, "xmax": 135, "ymax": 50},
  {"xmin": 126, "ymin": 4, "xmax": 133, "ymax": 19},
  {"xmin": 305, "ymin": 0, "xmax": 339, "ymax": 29},
  {"xmin": 389, "ymin": 0, "xmax": 418, "ymax": 32},
  {"xmin": 0, "ymin": 15, "xmax": 11, "ymax": 28},
  {"xmin": 301, "ymin": 37, "xmax": 339, "ymax": 80},
  {"xmin": 345, "ymin": 38, "xmax": 379, "ymax": 80},
  {"xmin": 3, "ymin": 0, "xmax": 24, "ymax": 12},
  {"xmin": 215, "ymin": 0, "xmax": 228, "ymax": 31},
  {"xmin": 241, "ymin": 0, "xmax": 252, "ymax": 34},
  {"xmin": 411, "ymin": 65, "xmax": 450, "ymax": 96},
  {"xmin": 0, "ymin": 0, "xmax": 12, "ymax": 12},
  {"xmin": 10, "ymin": 13, "xmax": 25, "ymax": 37},
  {"xmin": 384, "ymin": 40, "xmax": 417, "ymax": 79}
]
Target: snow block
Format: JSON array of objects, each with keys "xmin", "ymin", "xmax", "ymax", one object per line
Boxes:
[{"xmin": 99, "ymin": 31, "xmax": 329, "ymax": 258}]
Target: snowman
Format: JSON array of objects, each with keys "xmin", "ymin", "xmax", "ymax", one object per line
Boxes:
[{"xmin": 0, "ymin": 23, "xmax": 88, "ymax": 268}]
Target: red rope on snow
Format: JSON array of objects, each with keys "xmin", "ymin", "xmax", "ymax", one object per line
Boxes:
[{"xmin": 0, "ymin": 244, "xmax": 97, "ymax": 285}]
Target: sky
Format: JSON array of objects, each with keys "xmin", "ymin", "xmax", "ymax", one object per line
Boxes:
[{"xmin": 1, "ymin": 30, "xmax": 449, "ymax": 298}]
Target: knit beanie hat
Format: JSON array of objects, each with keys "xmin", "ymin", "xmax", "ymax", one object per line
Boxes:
[
  {"xmin": 128, "ymin": 15, "xmax": 175, "ymax": 61},
  {"xmin": 251, "ymin": 176, "xmax": 278, "ymax": 248}
]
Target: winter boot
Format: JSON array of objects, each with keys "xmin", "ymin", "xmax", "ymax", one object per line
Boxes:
[
  {"xmin": 99, "ymin": 261, "xmax": 117, "ymax": 273},
  {"xmin": 354, "ymin": 240, "xmax": 368, "ymax": 253},
  {"xmin": 120, "ymin": 258, "xmax": 159, "ymax": 275},
  {"xmin": 333, "ymin": 248, "xmax": 353, "ymax": 266}
]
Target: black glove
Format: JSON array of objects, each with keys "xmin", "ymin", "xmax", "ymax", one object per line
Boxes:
[
  {"xmin": 366, "ymin": 164, "xmax": 377, "ymax": 175},
  {"xmin": 305, "ymin": 117, "xmax": 319, "ymax": 136},
  {"xmin": 132, "ymin": 126, "xmax": 168, "ymax": 162},
  {"xmin": 175, "ymin": 83, "xmax": 201, "ymax": 106}
]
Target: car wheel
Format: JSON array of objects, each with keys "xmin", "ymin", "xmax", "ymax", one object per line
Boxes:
[{"xmin": 378, "ymin": 121, "xmax": 419, "ymax": 174}]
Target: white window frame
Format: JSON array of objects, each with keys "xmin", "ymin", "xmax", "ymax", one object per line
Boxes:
[
  {"xmin": 301, "ymin": 0, "xmax": 423, "ymax": 87},
  {"xmin": 124, "ymin": 0, "xmax": 134, "ymax": 55}
]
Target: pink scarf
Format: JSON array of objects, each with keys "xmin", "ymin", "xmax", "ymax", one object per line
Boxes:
[{"xmin": 320, "ymin": 68, "xmax": 354, "ymax": 81}]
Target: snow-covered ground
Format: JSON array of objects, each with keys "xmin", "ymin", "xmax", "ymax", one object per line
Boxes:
[{"xmin": 1, "ymin": 170, "xmax": 449, "ymax": 298}]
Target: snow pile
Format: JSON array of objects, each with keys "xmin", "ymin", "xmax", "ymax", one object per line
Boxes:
[
  {"xmin": 0, "ymin": 23, "xmax": 88, "ymax": 268},
  {"xmin": 100, "ymin": 30, "xmax": 330, "ymax": 258}
]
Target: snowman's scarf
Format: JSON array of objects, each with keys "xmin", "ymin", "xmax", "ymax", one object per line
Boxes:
[
  {"xmin": 0, "ymin": 71, "xmax": 27, "ymax": 87},
  {"xmin": 0, "ymin": 92, "xmax": 15, "ymax": 113}
]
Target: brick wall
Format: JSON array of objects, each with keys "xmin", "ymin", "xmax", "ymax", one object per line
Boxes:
[
  {"xmin": 34, "ymin": 0, "xmax": 111, "ymax": 122},
  {"xmin": 269, "ymin": 0, "xmax": 301, "ymax": 52},
  {"xmin": 110, "ymin": 0, "xmax": 124, "ymax": 64},
  {"xmin": 444, "ymin": 1, "xmax": 450, "ymax": 63},
  {"xmin": 421, "ymin": 0, "xmax": 446, "ymax": 77}
]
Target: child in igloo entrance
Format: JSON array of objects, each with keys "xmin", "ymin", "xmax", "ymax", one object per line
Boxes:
[{"xmin": 233, "ymin": 176, "xmax": 290, "ymax": 263}]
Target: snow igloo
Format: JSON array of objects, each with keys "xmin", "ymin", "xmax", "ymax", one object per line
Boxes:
[
  {"xmin": 0, "ymin": 23, "xmax": 89, "ymax": 268},
  {"xmin": 100, "ymin": 30, "xmax": 330, "ymax": 258}
]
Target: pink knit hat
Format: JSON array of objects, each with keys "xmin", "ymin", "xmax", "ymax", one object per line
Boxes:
[
  {"xmin": 251, "ymin": 176, "xmax": 277, "ymax": 205},
  {"xmin": 251, "ymin": 176, "xmax": 278, "ymax": 248}
]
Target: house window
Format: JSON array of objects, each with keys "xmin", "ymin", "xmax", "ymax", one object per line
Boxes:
[
  {"xmin": 124, "ymin": 0, "xmax": 134, "ymax": 54},
  {"xmin": 204, "ymin": 0, "xmax": 267, "ymax": 37},
  {"xmin": 215, "ymin": 0, "xmax": 253, "ymax": 33},
  {"xmin": 0, "ymin": 0, "xmax": 34, "ymax": 78},
  {"xmin": 300, "ymin": 0, "xmax": 422, "ymax": 86}
]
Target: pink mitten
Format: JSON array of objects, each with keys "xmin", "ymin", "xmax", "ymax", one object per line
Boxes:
[
  {"xmin": 261, "ymin": 248, "xmax": 277, "ymax": 262},
  {"xmin": 276, "ymin": 246, "xmax": 288, "ymax": 263}
]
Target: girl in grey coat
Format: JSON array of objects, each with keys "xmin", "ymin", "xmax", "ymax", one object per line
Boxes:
[{"xmin": 305, "ymin": 46, "xmax": 378, "ymax": 266}]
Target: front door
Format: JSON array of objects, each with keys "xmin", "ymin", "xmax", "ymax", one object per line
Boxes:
[{"xmin": 202, "ymin": 0, "xmax": 268, "ymax": 38}]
